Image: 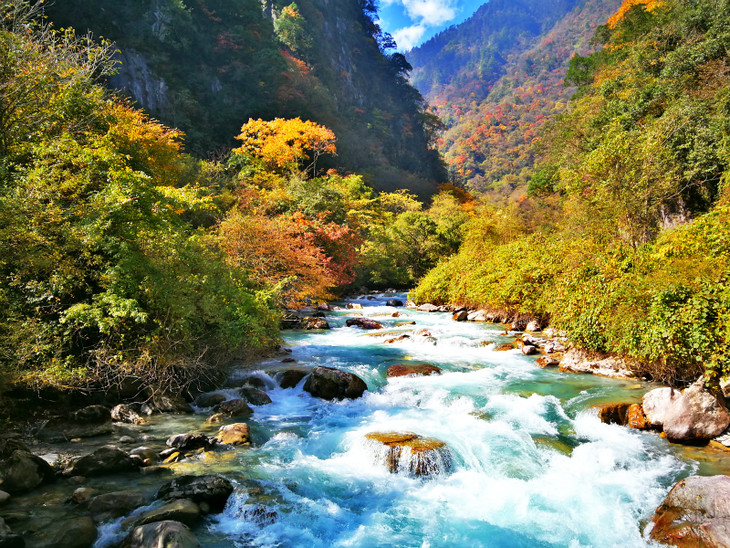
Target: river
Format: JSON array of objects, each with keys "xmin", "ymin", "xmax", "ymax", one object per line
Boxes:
[{"xmin": 81, "ymin": 292, "xmax": 730, "ymax": 546}]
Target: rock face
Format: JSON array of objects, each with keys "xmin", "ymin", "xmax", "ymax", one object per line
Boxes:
[
  {"xmin": 157, "ymin": 475, "xmax": 233, "ymax": 513},
  {"xmin": 64, "ymin": 445, "xmax": 138, "ymax": 477},
  {"xmin": 345, "ymin": 317, "xmax": 383, "ymax": 330},
  {"xmin": 0, "ymin": 450, "xmax": 55, "ymax": 494},
  {"xmin": 216, "ymin": 424, "xmax": 250, "ymax": 446},
  {"xmin": 650, "ymin": 475, "xmax": 730, "ymax": 547},
  {"xmin": 303, "ymin": 366, "xmax": 367, "ymax": 400},
  {"xmin": 662, "ymin": 380, "xmax": 730, "ymax": 442},
  {"xmin": 122, "ymin": 520, "xmax": 200, "ymax": 548},
  {"xmin": 643, "ymin": 387, "xmax": 682, "ymax": 428},
  {"xmin": 386, "ymin": 364, "xmax": 442, "ymax": 378},
  {"xmin": 364, "ymin": 432, "xmax": 453, "ymax": 477}
]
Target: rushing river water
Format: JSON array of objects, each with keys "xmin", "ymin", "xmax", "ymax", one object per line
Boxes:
[{"xmin": 75, "ymin": 293, "xmax": 730, "ymax": 546}]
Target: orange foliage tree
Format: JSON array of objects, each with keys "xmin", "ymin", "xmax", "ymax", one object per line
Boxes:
[
  {"xmin": 234, "ymin": 117, "xmax": 336, "ymax": 176},
  {"xmin": 607, "ymin": 0, "xmax": 663, "ymax": 28}
]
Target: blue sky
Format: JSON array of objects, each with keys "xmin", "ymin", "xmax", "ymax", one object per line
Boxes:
[{"xmin": 377, "ymin": 0, "xmax": 486, "ymax": 51}]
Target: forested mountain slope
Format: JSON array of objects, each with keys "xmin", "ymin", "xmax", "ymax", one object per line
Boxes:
[
  {"xmin": 45, "ymin": 0, "xmax": 446, "ymax": 196},
  {"xmin": 409, "ymin": 0, "xmax": 620, "ymax": 197}
]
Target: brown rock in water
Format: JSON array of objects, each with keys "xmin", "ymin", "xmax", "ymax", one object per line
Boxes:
[
  {"xmin": 157, "ymin": 475, "xmax": 233, "ymax": 513},
  {"xmin": 238, "ymin": 387, "xmax": 272, "ymax": 406},
  {"xmin": 642, "ymin": 387, "xmax": 682, "ymax": 428},
  {"xmin": 64, "ymin": 445, "xmax": 138, "ymax": 477},
  {"xmin": 452, "ymin": 310, "xmax": 469, "ymax": 322},
  {"xmin": 301, "ymin": 317, "xmax": 330, "ymax": 330},
  {"xmin": 395, "ymin": 321, "xmax": 416, "ymax": 327},
  {"xmin": 597, "ymin": 403, "xmax": 631, "ymax": 425},
  {"xmin": 663, "ymin": 380, "xmax": 730, "ymax": 443},
  {"xmin": 521, "ymin": 345, "xmax": 538, "ymax": 356},
  {"xmin": 90, "ymin": 490, "xmax": 148, "ymax": 522},
  {"xmin": 303, "ymin": 366, "xmax": 367, "ymax": 400},
  {"xmin": 0, "ymin": 450, "xmax": 55, "ymax": 494},
  {"xmin": 134, "ymin": 499, "xmax": 201, "ymax": 527},
  {"xmin": 276, "ymin": 369, "xmax": 310, "ymax": 389},
  {"xmin": 650, "ymin": 475, "xmax": 730, "ymax": 547},
  {"xmin": 216, "ymin": 399, "xmax": 253, "ymax": 418},
  {"xmin": 365, "ymin": 432, "xmax": 452, "ymax": 477},
  {"xmin": 346, "ymin": 317, "xmax": 383, "ymax": 330},
  {"xmin": 41, "ymin": 516, "xmax": 97, "ymax": 548},
  {"xmin": 537, "ymin": 356, "xmax": 560, "ymax": 368},
  {"xmin": 495, "ymin": 343, "xmax": 514, "ymax": 351},
  {"xmin": 627, "ymin": 404, "xmax": 650, "ymax": 430},
  {"xmin": 152, "ymin": 393, "xmax": 193, "ymax": 414},
  {"xmin": 72, "ymin": 405, "xmax": 111, "ymax": 424},
  {"xmin": 216, "ymin": 423, "xmax": 250, "ymax": 446},
  {"xmin": 166, "ymin": 433, "xmax": 216, "ymax": 452},
  {"xmin": 386, "ymin": 364, "xmax": 442, "ymax": 378},
  {"xmin": 111, "ymin": 404, "xmax": 146, "ymax": 425},
  {"xmin": 122, "ymin": 520, "xmax": 200, "ymax": 548},
  {"xmin": 194, "ymin": 392, "xmax": 226, "ymax": 408},
  {"xmin": 384, "ymin": 335, "xmax": 411, "ymax": 344}
]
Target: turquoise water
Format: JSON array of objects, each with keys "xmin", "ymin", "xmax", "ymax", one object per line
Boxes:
[{"xmin": 93, "ymin": 293, "xmax": 729, "ymax": 547}]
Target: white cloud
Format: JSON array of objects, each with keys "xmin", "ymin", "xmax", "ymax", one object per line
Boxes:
[
  {"xmin": 392, "ymin": 24, "xmax": 427, "ymax": 50},
  {"xmin": 402, "ymin": 0, "xmax": 457, "ymax": 26}
]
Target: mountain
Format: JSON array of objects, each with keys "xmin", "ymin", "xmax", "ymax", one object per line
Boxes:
[
  {"xmin": 408, "ymin": 0, "xmax": 621, "ymax": 198},
  {"xmin": 45, "ymin": 0, "xmax": 446, "ymax": 196}
]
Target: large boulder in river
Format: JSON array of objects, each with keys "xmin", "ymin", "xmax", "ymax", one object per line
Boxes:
[
  {"xmin": 301, "ymin": 317, "xmax": 330, "ymax": 330},
  {"xmin": 597, "ymin": 403, "xmax": 631, "ymax": 425},
  {"xmin": 275, "ymin": 368, "xmax": 310, "ymax": 389},
  {"xmin": 37, "ymin": 516, "xmax": 96, "ymax": 548},
  {"xmin": 122, "ymin": 520, "xmax": 200, "ymax": 548},
  {"xmin": 662, "ymin": 380, "xmax": 730, "ymax": 442},
  {"xmin": 364, "ymin": 432, "xmax": 453, "ymax": 477},
  {"xmin": 642, "ymin": 387, "xmax": 682, "ymax": 428},
  {"xmin": 386, "ymin": 299, "xmax": 404, "ymax": 307},
  {"xmin": 64, "ymin": 445, "xmax": 138, "ymax": 477},
  {"xmin": 386, "ymin": 364, "xmax": 442, "ymax": 378},
  {"xmin": 166, "ymin": 433, "xmax": 216, "ymax": 452},
  {"xmin": 303, "ymin": 366, "xmax": 367, "ymax": 400},
  {"xmin": 346, "ymin": 317, "xmax": 383, "ymax": 330},
  {"xmin": 215, "ymin": 423, "xmax": 250, "ymax": 446},
  {"xmin": 216, "ymin": 398, "xmax": 253, "ymax": 418},
  {"xmin": 417, "ymin": 303, "xmax": 439, "ymax": 312},
  {"xmin": 152, "ymin": 393, "xmax": 193, "ymax": 414},
  {"xmin": 237, "ymin": 387, "xmax": 272, "ymax": 406},
  {"xmin": 157, "ymin": 475, "xmax": 233, "ymax": 512},
  {"xmin": 135, "ymin": 499, "xmax": 201, "ymax": 527},
  {"xmin": 0, "ymin": 450, "xmax": 55, "ymax": 494},
  {"xmin": 650, "ymin": 475, "xmax": 730, "ymax": 547},
  {"xmin": 90, "ymin": 491, "xmax": 149, "ymax": 522}
]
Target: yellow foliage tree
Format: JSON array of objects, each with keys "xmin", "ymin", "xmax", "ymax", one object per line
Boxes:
[
  {"xmin": 234, "ymin": 117, "xmax": 336, "ymax": 175},
  {"xmin": 607, "ymin": 0, "xmax": 663, "ymax": 28}
]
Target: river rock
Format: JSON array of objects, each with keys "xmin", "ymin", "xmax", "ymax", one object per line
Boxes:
[
  {"xmin": 38, "ymin": 516, "xmax": 96, "ymax": 548},
  {"xmin": 235, "ymin": 504, "xmax": 278, "ymax": 526},
  {"xmin": 216, "ymin": 399, "xmax": 253, "ymax": 417},
  {"xmin": 384, "ymin": 334, "xmax": 410, "ymax": 343},
  {"xmin": 650, "ymin": 475, "xmax": 730, "ymax": 547},
  {"xmin": 135, "ymin": 499, "xmax": 201, "ymax": 527},
  {"xmin": 521, "ymin": 345, "xmax": 538, "ymax": 356},
  {"xmin": 122, "ymin": 520, "xmax": 200, "ymax": 548},
  {"xmin": 662, "ymin": 380, "xmax": 730, "ymax": 442},
  {"xmin": 0, "ymin": 517, "xmax": 23, "ymax": 548},
  {"xmin": 111, "ymin": 404, "xmax": 146, "ymax": 425},
  {"xmin": 386, "ymin": 299, "xmax": 404, "ymax": 307},
  {"xmin": 64, "ymin": 445, "xmax": 138, "ymax": 477},
  {"xmin": 152, "ymin": 393, "xmax": 193, "ymax": 414},
  {"xmin": 303, "ymin": 366, "xmax": 367, "ymax": 400},
  {"xmin": 72, "ymin": 405, "xmax": 111, "ymax": 424},
  {"xmin": 627, "ymin": 403, "xmax": 650, "ymax": 430},
  {"xmin": 642, "ymin": 387, "xmax": 681, "ymax": 427},
  {"xmin": 346, "ymin": 303, "xmax": 363, "ymax": 309},
  {"xmin": 301, "ymin": 317, "xmax": 330, "ymax": 330},
  {"xmin": 0, "ymin": 491, "xmax": 9, "ymax": 505},
  {"xmin": 452, "ymin": 310, "xmax": 468, "ymax": 322},
  {"xmin": 346, "ymin": 317, "xmax": 383, "ymax": 330},
  {"xmin": 90, "ymin": 490, "xmax": 149, "ymax": 522},
  {"xmin": 558, "ymin": 348, "xmax": 635, "ymax": 378},
  {"xmin": 365, "ymin": 432, "xmax": 453, "ymax": 477},
  {"xmin": 166, "ymin": 433, "xmax": 215, "ymax": 452},
  {"xmin": 194, "ymin": 392, "xmax": 226, "ymax": 408},
  {"xmin": 275, "ymin": 369, "xmax": 309, "ymax": 389},
  {"xmin": 238, "ymin": 387, "xmax": 272, "ymax": 406},
  {"xmin": 537, "ymin": 356, "xmax": 560, "ymax": 368},
  {"xmin": 597, "ymin": 403, "xmax": 631, "ymax": 425},
  {"xmin": 157, "ymin": 475, "xmax": 234, "ymax": 512},
  {"xmin": 280, "ymin": 314, "xmax": 301, "ymax": 329},
  {"xmin": 467, "ymin": 310, "xmax": 489, "ymax": 322},
  {"xmin": 416, "ymin": 303, "xmax": 438, "ymax": 312},
  {"xmin": 495, "ymin": 343, "xmax": 514, "ymax": 351},
  {"xmin": 0, "ymin": 437, "xmax": 29, "ymax": 460},
  {"xmin": 71, "ymin": 487, "xmax": 99, "ymax": 505},
  {"xmin": 36, "ymin": 417, "xmax": 113, "ymax": 442},
  {"xmin": 511, "ymin": 318, "xmax": 528, "ymax": 331},
  {"xmin": 215, "ymin": 423, "xmax": 250, "ymax": 446},
  {"xmin": 526, "ymin": 320, "xmax": 542, "ymax": 332},
  {"xmin": 130, "ymin": 446, "xmax": 159, "ymax": 464},
  {"xmin": 386, "ymin": 364, "xmax": 442, "ymax": 378},
  {"xmin": 0, "ymin": 450, "xmax": 55, "ymax": 494}
]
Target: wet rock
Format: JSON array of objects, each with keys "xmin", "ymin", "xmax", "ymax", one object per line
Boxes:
[
  {"xmin": 597, "ymin": 403, "xmax": 631, "ymax": 425},
  {"xmin": 130, "ymin": 447, "xmax": 159, "ymax": 464},
  {"xmin": 216, "ymin": 399, "xmax": 253, "ymax": 418},
  {"xmin": 303, "ymin": 366, "xmax": 367, "ymax": 401},
  {"xmin": 395, "ymin": 321, "xmax": 416, "ymax": 327},
  {"xmin": 90, "ymin": 490, "xmax": 148, "ymax": 522},
  {"xmin": 650, "ymin": 475, "xmax": 730, "ymax": 547},
  {"xmin": 642, "ymin": 387, "xmax": 682, "ymax": 428},
  {"xmin": 467, "ymin": 310, "xmax": 489, "ymax": 322},
  {"xmin": 280, "ymin": 314, "xmax": 301, "ymax": 329},
  {"xmin": 346, "ymin": 317, "xmax": 383, "ymax": 330},
  {"xmin": 386, "ymin": 299, "xmax": 404, "ymax": 307},
  {"xmin": 64, "ymin": 445, "xmax": 138, "ymax": 477},
  {"xmin": 71, "ymin": 487, "xmax": 99, "ymax": 505},
  {"xmin": 521, "ymin": 345, "xmax": 538, "ymax": 356},
  {"xmin": 365, "ymin": 432, "xmax": 453, "ymax": 477},
  {"xmin": 405, "ymin": 300, "xmax": 417, "ymax": 308},
  {"xmin": 301, "ymin": 317, "xmax": 330, "ymax": 330},
  {"xmin": 0, "ymin": 450, "xmax": 55, "ymax": 494},
  {"xmin": 166, "ymin": 433, "xmax": 216, "ymax": 452},
  {"xmin": 215, "ymin": 423, "xmax": 250, "ymax": 446},
  {"xmin": 511, "ymin": 319, "xmax": 528, "ymax": 331},
  {"xmin": 239, "ymin": 376, "xmax": 269, "ymax": 389},
  {"xmin": 152, "ymin": 393, "xmax": 193, "ymax": 414},
  {"xmin": 281, "ymin": 357, "xmax": 297, "ymax": 364},
  {"xmin": 317, "ymin": 303, "xmax": 331, "ymax": 311},
  {"xmin": 495, "ymin": 343, "xmax": 514, "ymax": 351},
  {"xmin": 236, "ymin": 504, "xmax": 277, "ymax": 526},
  {"xmin": 157, "ymin": 475, "xmax": 233, "ymax": 513},
  {"xmin": 558, "ymin": 348, "xmax": 635, "ymax": 378},
  {"xmin": 135, "ymin": 499, "xmax": 201, "ymax": 527},
  {"xmin": 663, "ymin": 380, "xmax": 730, "ymax": 443},
  {"xmin": 452, "ymin": 310, "xmax": 469, "ymax": 322},
  {"xmin": 543, "ymin": 341, "xmax": 567, "ymax": 354},
  {"xmin": 276, "ymin": 368, "xmax": 310, "ymax": 389},
  {"xmin": 526, "ymin": 320, "xmax": 542, "ymax": 332},
  {"xmin": 238, "ymin": 387, "xmax": 272, "ymax": 406},
  {"xmin": 386, "ymin": 364, "xmax": 442, "ymax": 378},
  {"xmin": 0, "ymin": 517, "xmax": 23, "ymax": 548},
  {"xmin": 346, "ymin": 303, "xmax": 363, "ymax": 310},
  {"xmin": 417, "ymin": 303, "xmax": 439, "ymax": 313},
  {"xmin": 205, "ymin": 413, "xmax": 226, "ymax": 424},
  {"xmin": 537, "ymin": 356, "xmax": 560, "ymax": 368},
  {"xmin": 122, "ymin": 520, "xmax": 200, "ymax": 548},
  {"xmin": 627, "ymin": 403, "xmax": 650, "ymax": 430},
  {"xmin": 384, "ymin": 334, "xmax": 410, "ymax": 344},
  {"xmin": 72, "ymin": 405, "xmax": 111, "ymax": 424},
  {"xmin": 39, "ymin": 516, "xmax": 96, "ymax": 548},
  {"xmin": 111, "ymin": 404, "xmax": 146, "ymax": 425},
  {"xmin": 0, "ymin": 491, "xmax": 8, "ymax": 505},
  {"xmin": 36, "ymin": 418, "xmax": 112, "ymax": 442},
  {"xmin": 194, "ymin": 392, "xmax": 226, "ymax": 408}
]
